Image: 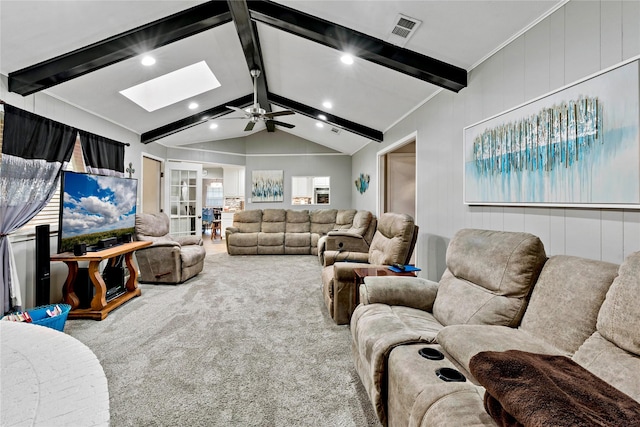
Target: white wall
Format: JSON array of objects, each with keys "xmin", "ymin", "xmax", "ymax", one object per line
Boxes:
[
  {"xmin": 353, "ymin": 0, "xmax": 640, "ymax": 280},
  {"xmin": 244, "ymin": 131, "xmax": 352, "ymax": 210}
]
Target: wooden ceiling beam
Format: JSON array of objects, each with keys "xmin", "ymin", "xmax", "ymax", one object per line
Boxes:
[
  {"xmin": 8, "ymin": 2, "xmax": 232, "ymax": 96},
  {"xmin": 247, "ymin": 0, "xmax": 467, "ymax": 92}
]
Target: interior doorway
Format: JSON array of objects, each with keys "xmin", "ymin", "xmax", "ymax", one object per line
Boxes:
[
  {"xmin": 142, "ymin": 154, "xmax": 163, "ymax": 213},
  {"xmin": 385, "ymin": 142, "xmax": 416, "ymax": 218},
  {"xmin": 377, "ymin": 134, "xmax": 417, "ymax": 263}
]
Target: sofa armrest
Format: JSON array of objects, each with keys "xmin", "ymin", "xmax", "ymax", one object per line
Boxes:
[
  {"xmin": 226, "ymin": 227, "xmax": 239, "ymax": 235},
  {"xmin": 323, "ymin": 250, "xmax": 370, "ymax": 266},
  {"xmin": 142, "ymin": 240, "xmax": 180, "ymax": 249},
  {"xmin": 359, "ymin": 276, "xmax": 439, "ymax": 312},
  {"xmin": 174, "ymin": 235, "xmax": 202, "ymax": 246}
]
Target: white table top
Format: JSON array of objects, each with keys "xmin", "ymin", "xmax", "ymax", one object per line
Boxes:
[{"xmin": 1, "ymin": 321, "xmax": 110, "ymax": 426}]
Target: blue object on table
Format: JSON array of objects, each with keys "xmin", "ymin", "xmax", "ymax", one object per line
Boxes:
[{"xmin": 388, "ymin": 265, "xmax": 421, "ymax": 273}]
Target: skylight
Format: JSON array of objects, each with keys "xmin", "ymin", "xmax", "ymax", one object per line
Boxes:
[{"xmin": 120, "ymin": 61, "xmax": 220, "ymax": 112}]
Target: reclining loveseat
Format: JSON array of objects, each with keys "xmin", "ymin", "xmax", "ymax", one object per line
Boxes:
[{"xmin": 350, "ymin": 228, "xmax": 640, "ymax": 426}]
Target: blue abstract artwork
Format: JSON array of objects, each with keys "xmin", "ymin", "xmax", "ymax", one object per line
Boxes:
[
  {"xmin": 355, "ymin": 173, "xmax": 370, "ymax": 194},
  {"xmin": 252, "ymin": 170, "xmax": 284, "ymax": 202},
  {"xmin": 464, "ymin": 59, "xmax": 640, "ymax": 208}
]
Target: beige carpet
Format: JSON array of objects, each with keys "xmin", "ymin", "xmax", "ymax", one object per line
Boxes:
[{"xmin": 65, "ymin": 253, "xmax": 380, "ymax": 426}]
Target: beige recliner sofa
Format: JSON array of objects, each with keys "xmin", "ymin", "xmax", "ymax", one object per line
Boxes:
[
  {"xmin": 350, "ymin": 228, "xmax": 639, "ymax": 426},
  {"xmin": 134, "ymin": 212, "xmax": 206, "ymax": 284},
  {"xmin": 321, "ymin": 212, "xmax": 418, "ymax": 325},
  {"xmin": 225, "ymin": 208, "xmax": 376, "ymax": 257}
]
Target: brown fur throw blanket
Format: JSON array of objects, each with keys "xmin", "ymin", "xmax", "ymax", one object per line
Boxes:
[{"xmin": 469, "ymin": 350, "xmax": 640, "ymax": 427}]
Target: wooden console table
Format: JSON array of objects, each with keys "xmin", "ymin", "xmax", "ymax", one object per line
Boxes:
[{"xmin": 52, "ymin": 241, "xmax": 152, "ymax": 320}]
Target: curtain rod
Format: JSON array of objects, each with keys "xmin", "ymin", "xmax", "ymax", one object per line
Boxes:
[{"xmin": 0, "ymin": 100, "xmax": 131, "ymax": 146}]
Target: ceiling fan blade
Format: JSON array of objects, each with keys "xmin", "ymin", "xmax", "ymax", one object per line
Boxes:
[
  {"xmin": 266, "ymin": 120, "xmax": 275, "ymax": 133},
  {"xmin": 244, "ymin": 121, "xmax": 256, "ymax": 131},
  {"xmin": 226, "ymin": 105, "xmax": 246, "ymax": 113},
  {"xmin": 263, "ymin": 110, "xmax": 295, "ymax": 118},
  {"xmin": 270, "ymin": 120, "xmax": 295, "ymax": 129},
  {"xmin": 217, "ymin": 116, "xmax": 247, "ymax": 120}
]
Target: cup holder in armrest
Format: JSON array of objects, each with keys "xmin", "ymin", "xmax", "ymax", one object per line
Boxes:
[
  {"xmin": 418, "ymin": 347, "xmax": 445, "ymax": 360},
  {"xmin": 435, "ymin": 367, "xmax": 466, "ymax": 382}
]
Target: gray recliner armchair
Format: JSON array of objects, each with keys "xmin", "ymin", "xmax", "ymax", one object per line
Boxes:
[
  {"xmin": 134, "ymin": 212, "xmax": 206, "ymax": 284},
  {"xmin": 321, "ymin": 212, "xmax": 418, "ymax": 325}
]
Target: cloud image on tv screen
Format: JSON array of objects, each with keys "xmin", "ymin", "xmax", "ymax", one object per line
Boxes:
[{"xmin": 58, "ymin": 171, "xmax": 138, "ymax": 252}]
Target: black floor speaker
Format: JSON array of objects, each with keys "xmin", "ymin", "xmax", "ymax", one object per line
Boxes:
[{"xmin": 35, "ymin": 224, "xmax": 50, "ymax": 306}]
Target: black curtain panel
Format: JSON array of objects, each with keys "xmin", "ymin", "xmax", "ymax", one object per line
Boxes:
[
  {"xmin": 79, "ymin": 130, "xmax": 125, "ymax": 177},
  {"xmin": 0, "ymin": 104, "xmax": 77, "ymax": 314}
]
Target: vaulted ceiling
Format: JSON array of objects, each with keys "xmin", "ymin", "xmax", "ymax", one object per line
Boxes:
[{"xmin": 0, "ymin": 0, "xmax": 563, "ymax": 155}]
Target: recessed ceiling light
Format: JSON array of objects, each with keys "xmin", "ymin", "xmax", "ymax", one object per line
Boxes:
[
  {"xmin": 316, "ymin": 122, "xmax": 324, "ymax": 128},
  {"xmin": 188, "ymin": 102, "xmax": 198, "ymax": 110},
  {"xmin": 318, "ymin": 114, "xmax": 327, "ymax": 121},
  {"xmin": 210, "ymin": 123, "xmax": 218, "ymax": 129},
  {"xmin": 322, "ymin": 101, "xmax": 332, "ymax": 109},
  {"xmin": 120, "ymin": 61, "xmax": 221, "ymax": 112},
  {"xmin": 141, "ymin": 55, "xmax": 156, "ymax": 66},
  {"xmin": 341, "ymin": 54, "xmax": 354, "ymax": 65}
]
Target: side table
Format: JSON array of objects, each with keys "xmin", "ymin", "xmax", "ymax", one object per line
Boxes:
[{"xmin": 353, "ymin": 267, "xmax": 417, "ymax": 307}]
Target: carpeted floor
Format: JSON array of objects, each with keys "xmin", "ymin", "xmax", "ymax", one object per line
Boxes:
[{"xmin": 65, "ymin": 253, "xmax": 380, "ymax": 426}]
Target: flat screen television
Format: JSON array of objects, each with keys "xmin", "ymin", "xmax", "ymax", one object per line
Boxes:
[{"xmin": 57, "ymin": 171, "xmax": 138, "ymax": 253}]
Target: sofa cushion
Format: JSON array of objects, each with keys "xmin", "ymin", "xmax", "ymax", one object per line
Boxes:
[
  {"xmin": 285, "ymin": 232, "xmax": 310, "ymax": 248},
  {"xmin": 258, "ymin": 232, "xmax": 284, "ymax": 247},
  {"xmin": 261, "ymin": 209, "xmax": 286, "ymax": 233},
  {"xmin": 310, "ymin": 209, "xmax": 338, "ymax": 235},
  {"xmin": 285, "ymin": 209, "xmax": 310, "ymax": 233},
  {"xmin": 519, "ymin": 255, "xmax": 619, "ymax": 355},
  {"xmin": 433, "ymin": 229, "xmax": 547, "ymax": 328},
  {"xmin": 334, "ymin": 209, "xmax": 357, "ymax": 230},
  {"xmin": 350, "ymin": 210, "xmax": 373, "ymax": 235},
  {"xmin": 228, "ymin": 232, "xmax": 258, "ymax": 247},
  {"xmin": 573, "ymin": 332, "xmax": 640, "ymax": 401},
  {"xmin": 135, "ymin": 212, "xmax": 170, "ymax": 238},
  {"xmin": 368, "ymin": 213, "xmax": 415, "ymax": 265},
  {"xmin": 596, "ymin": 251, "xmax": 640, "ymax": 356},
  {"xmin": 437, "ymin": 325, "xmax": 563, "ymax": 379},
  {"xmin": 233, "ymin": 209, "xmax": 262, "ymax": 233}
]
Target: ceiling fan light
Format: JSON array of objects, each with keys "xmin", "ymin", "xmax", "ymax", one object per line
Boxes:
[
  {"xmin": 141, "ymin": 55, "xmax": 156, "ymax": 66},
  {"xmin": 341, "ymin": 54, "xmax": 354, "ymax": 65}
]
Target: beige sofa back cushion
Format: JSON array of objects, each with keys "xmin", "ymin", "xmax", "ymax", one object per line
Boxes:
[
  {"xmin": 368, "ymin": 212, "xmax": 415, "ymax": 266},
  {"xmin": 350, "ymin": 210, "xmax": 373, "ymax": 236},
  {"xmin": 334, "ymin": 209, "xmax": 357, "ymax": 230},
  {"xmin": 433, "ymin": 229, "xmax": 547, "ymax": 327},
  {"xmin": 310, "ymin": 209, "xmax": 338, "ymax": 235},
  {"xmin": 136, "ymin": 212, "xmax": 170, "ymax": 238},
  {"xmin": 520, "ymin": 255, "xmax": 618, "ymax": 354},
  {"xmin": 261, "ymin": 209, "xmax": 286, "ymax": 233},
  {"xmin": 233, "ymin": 209, "xmax": 262, "ymax": 233},
  {"xmin": 597, "ymin": 251, "xmax": 640, "ymax": 356},
  {"xmin": 286, "ymin": 209, "xmax": 310, "ymax": 233}
]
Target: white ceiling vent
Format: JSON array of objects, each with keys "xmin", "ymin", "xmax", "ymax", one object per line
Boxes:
[
  {"xmin": 387, "ymin": 14, "xmax": 422, "ymax": 47},
  {"xmin": 330, "ymin": 127, "xmax": 341, "ymax": 135}
]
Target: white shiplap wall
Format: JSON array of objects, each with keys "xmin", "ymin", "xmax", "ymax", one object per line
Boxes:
[{"xmin": 353, "ymin": 0, "xmax": 640, "ymax": 281}]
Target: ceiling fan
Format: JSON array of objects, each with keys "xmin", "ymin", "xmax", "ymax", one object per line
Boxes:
[{"xmin": 225, "ymin": 69, "xmax": 295, "ymax": 132}]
